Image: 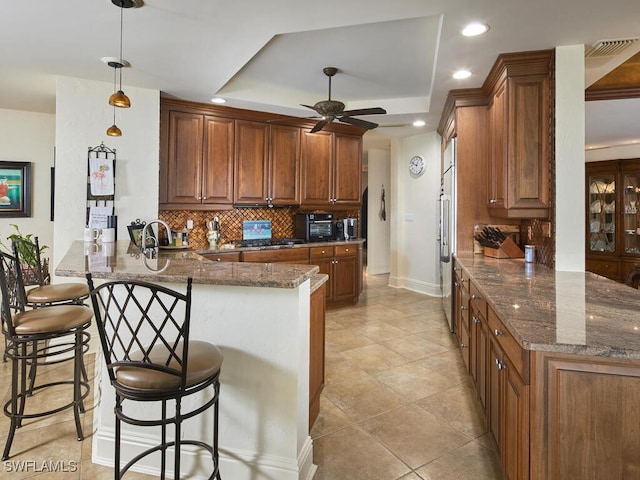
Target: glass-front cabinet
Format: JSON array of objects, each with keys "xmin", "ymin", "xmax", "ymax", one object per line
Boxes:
[
  {"xmin": 588, "ymin": 170, "xmax": 616, "ymax": 253},
  {"xmin": 586, "ymin": 159, "xmax": 640, "ymax": 282}
]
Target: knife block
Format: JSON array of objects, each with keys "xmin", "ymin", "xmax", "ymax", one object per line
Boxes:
[{"xmin": 483, "ymin": 237, "xmax": 525, "ymax": 259}]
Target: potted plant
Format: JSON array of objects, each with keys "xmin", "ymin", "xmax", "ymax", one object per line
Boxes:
[{"xmin": 0, "ymin": 224, "xmax": 49, "ymax": 284}]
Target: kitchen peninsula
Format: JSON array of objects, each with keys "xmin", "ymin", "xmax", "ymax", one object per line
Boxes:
[
  {"xmin": 453, "ymin": 253, "xmax": 640, "ymax": 480},
  {"xmin": 56, "ymin": 240, "xmax": 326, "ymax": 480}
]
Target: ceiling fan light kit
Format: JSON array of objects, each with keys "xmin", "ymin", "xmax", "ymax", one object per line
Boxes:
[{"xmin": 302, "ymin": 67, "xmax": 386, "ymax": 133}]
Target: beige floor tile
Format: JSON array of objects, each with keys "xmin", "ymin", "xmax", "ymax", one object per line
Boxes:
[
  {"xmin": 340, "ymin": 343, "xmax": 411, "ymax": 373},
  {"xmin": 324, "ymin": 355, "xmax": 369, "ymax": 385},
  {"xmin": 416, "ymin": 383, "xmax": 488, "ymax": 438},
  {"xmin": 312, "ymin": 426, "xmax": 411, "ymax": 480},
  {"xmin": 415, "ymin": 439, "xmax": 502, "ymax": 480},
  {"xmin": 352, "ymin": 320, "xmax": 409, "ymax": 343},
  {"xmin": 382, "ymin": 334, "xmax": 451, "ymax": 361},
  {"xmin": 325, "ymin": 327, "xmax": 374, "ymax": 352},
  {"xmin": 374, "ymin": 361, "xmax": 463, "ymax": 402},
  {"xmin": 310, "ymin": 395, "xmax": 356, "ymax": 439},
  {"xmin": 360, "ymin": 404, "xmax": 472, "ymax": 469},
  {"xmin": 323, "ymin": 375, "xmax": 408, "ymax": 422}
]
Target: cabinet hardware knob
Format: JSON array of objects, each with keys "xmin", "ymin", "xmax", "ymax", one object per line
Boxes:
[
  {"xmin": 461, "ymin": 305, "xmax": 467, "ymax": 310},
  {"xmin": 490, "ymin": 199, "xmax": 497, "ymax": 204},
  {"xmin": 321, "ymin": 250, "xmax": 326, "ymax": 254},
  {"xmin": 196, "ymin": 196, "xmax": 201, "ymax": 200},
  {"xmin": 473, "ymin": 316, "xmax": 480, "ymax": 324},
  {"xmin": 460, "ymin": 343, "xmax": 467, "ymax": 349},
  {"xmin": 345, "ymin": 248, "xmax": 349, "ymax": 252},
  {"xmin": 216, "ymin": 258, "xmax": 221, "ymax": 262},
  {"xmin": 471, "ymin": 294, "xmax": 479, "ymax": 300},
  {"xmin": 494, "ymin": 329, "xmax": 503, "ymax": 336},
  {"xmin": 495, "ymin": 358, "xmax": 504, "ymax": 370},
  {"xmin": 454, "ymin": 282, "xmax": 459, "ymax": 287},
  {"xmin": 202, "ymin": 196, "xmax": 207, "ymax": 200}
]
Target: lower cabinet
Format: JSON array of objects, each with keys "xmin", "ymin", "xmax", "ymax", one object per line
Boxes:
[
  {"xmin": 309, "ymin": 244, "xmax": 359, "ymax": 307},
  {"xmin": 199, "ymin": 251, "xmax": 241, "ymax": 262},
  {"xmin": 309, "ymin": 282, "xmax": 326, "ymax": 430},
  {"xmin": 241, "ymin": 248, "xmax": 309, "ymax": 264}
]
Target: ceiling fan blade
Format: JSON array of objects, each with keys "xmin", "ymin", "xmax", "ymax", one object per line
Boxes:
[
  {"xmin": 339, "ymin": 116, "xmax": 379, "ymax": 130},
  {"xmin": 301, "ymin": 104, "xmax": 321, "ymax": 114},
  {"xmin": 310, "ymin": 119, "xmax": 330, "ymax": 133},
  {"xmin": 341, "ymin": 107, "xmax": 387, "ymax": 117}
]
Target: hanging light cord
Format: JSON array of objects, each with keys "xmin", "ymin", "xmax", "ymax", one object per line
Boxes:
[{"xmin": 118, "ymin": 3, "xmax": 124, "ymax": 90}]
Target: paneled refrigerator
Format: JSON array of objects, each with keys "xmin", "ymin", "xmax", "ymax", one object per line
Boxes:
[{"xmin": 439, "ymin": 138, "xmax": 456, "ymax": 331}]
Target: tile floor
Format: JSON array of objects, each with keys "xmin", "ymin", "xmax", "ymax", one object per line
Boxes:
[{"xmin": 0, "ymin": 272, "xmax": 501, "ymax": 479}]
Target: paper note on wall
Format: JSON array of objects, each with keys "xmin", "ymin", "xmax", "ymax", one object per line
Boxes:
[{"xmin": 88, "ymin": 206, "xmax": 113, "ymax": 229}]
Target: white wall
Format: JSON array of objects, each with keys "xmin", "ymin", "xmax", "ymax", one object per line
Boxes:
[
  {"xmin": 367, "ymin": 148, "xmax": 391, "ymax": 274},
  {"xmin": 586, "ymin": 144, "xmax": 640, "ymax": 162},
  {"xmin": 0, "ymin": 108, "xmax": 55, "ymax": 256},
  {"xmin": 53, "ymin": 77, "xmax": 160, "ymax": 275},
  {"xmin": 389, "ymin": 131, "xmax": 441, "ymax": 296},
  {"xmin": 555, "ymin": 45, "xmax": 586, "ymax": 272}
]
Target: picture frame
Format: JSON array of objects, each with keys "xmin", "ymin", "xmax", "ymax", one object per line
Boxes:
[
  {"xmin": 0, "ymin": 161, "xmax": 32, "ymax": 218},
  {"xmin": 127, "ymin": 220, "xmax": 155, "ymax": 248}
]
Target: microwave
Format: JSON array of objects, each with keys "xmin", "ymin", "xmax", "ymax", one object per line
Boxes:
[{"xmin": 295, "ymin": 213, "xmax": 334, "ymax": 242}]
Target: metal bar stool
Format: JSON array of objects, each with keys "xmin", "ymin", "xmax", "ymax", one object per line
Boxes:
[
  {"xmin": 0, "ymin": 252, "xmax": 92, "ymax": 461},
  {"xmin": 86, "ymin": 274, "xmax": 223, "ymax": 480}
]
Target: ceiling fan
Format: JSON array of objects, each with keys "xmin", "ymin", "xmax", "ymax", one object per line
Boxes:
[{"xmin": 302, "ymin": 67, "xmax": 386, "ymax": 133}]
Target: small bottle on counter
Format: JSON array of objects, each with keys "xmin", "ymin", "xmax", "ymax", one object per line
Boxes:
[
  {"xmin": 524, "ymin": 245, "xmax": 535, "ymax": 263},
  {"xmin": 182, "ymin": 228, "xmax": 189, "ymax": 246}
]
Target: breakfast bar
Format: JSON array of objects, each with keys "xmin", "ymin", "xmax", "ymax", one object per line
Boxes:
[{"xmin": 56, "ymin": 240, "xmax": 325, "ymax": 480}]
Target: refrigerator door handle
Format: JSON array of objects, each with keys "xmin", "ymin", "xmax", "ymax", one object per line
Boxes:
[{"xmin": 440, "ymin": 195, "xmax": 450, "ymax": 263}]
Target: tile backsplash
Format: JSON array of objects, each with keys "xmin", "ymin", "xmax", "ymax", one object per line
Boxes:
[{"xmin": 160, "ymin": 208, "xmax": 360, "ymax": 250}]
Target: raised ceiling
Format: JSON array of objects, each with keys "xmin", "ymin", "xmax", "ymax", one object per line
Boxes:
[{"xmin": 0, "ymin": 0, "xmax": 639, "ymax": 147}]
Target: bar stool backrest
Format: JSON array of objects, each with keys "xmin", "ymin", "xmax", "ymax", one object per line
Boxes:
[
  {"xmin": 0, "ymin": 252, "xmax": 27, "ymax": 337},
  {"xmin": 12, "ymin": 236, "xmax": 49, "ymax": 287},
  {"xmin": 87, "ymin": 276, "xmax": 193, "ymax": 393}
]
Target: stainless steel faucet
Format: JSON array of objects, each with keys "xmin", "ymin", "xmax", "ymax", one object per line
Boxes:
[{"xmin": 141, "ymin": 219, "xmax": 173, "ymax": 258}]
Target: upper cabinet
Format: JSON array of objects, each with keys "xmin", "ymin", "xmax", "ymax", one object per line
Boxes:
[
  {"xmin": 300, "ymin": 130, "xmax": 362, "ymax": 208},
  {"xmin": 486, "ymin": 50, "xmax": 552, "ymax": 219},
  {"xmin": 160, "ymin": 99, "xmax": 364, "ymax": 210},
  {"xmin": 234, "ymin": 122, "xmax": 301, "ymax": 207},
  {"xmin": 160, "ymin": 106, "xmax": 234, "ymax": 210}
]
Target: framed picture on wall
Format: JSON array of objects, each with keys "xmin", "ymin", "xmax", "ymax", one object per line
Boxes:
[{"xmin": 0, "ymin": 161, "xmax": 32, "ymax": 218}]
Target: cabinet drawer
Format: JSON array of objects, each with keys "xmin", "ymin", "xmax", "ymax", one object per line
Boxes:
[
  {"xmin": 469, "ymin": 282, "xmax": 487, "ymax": 318},
  {"xmin": 310, "ymin": 246, "xmax": 335, "ymax": 259},
  {"xmin": 586, "ymin": 258, "xmax": 619, "ymax": 280},
  {"xmin": 487, "ymin": 307, "xmax": 528, "ymax": 381},
  {"xmin": 242, "ymin": 248, "xmax": 309, "ymax": 264},
  {"xmin": 335, "ymin": 244, "xmax": 357, "ymax": 257},
  {"xmin": 201, "ymin": 252, "xmax": 241, "ymax": 262}
]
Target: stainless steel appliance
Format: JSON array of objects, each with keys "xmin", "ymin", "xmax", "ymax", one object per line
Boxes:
[
  {"xmin": 439, "ymin": 138, "xmax": 457, "ymax": 331},
  {"xmin": 343, "ymin": 218, "xmax": 357, "ymax": 240},
  {"xmin": 295, "ymin": 213, "xmax": 334, "ymax": 242}
]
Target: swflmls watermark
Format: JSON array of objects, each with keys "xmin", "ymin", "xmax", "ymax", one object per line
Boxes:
[{"xmin": 4, "ymin": 460, "xmax": 78, "ymax": 473}]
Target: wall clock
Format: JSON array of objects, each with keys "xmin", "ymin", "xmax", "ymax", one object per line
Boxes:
[{"xmin": 409, "ymin": 155, "xmax": 425, "ymax": 176}]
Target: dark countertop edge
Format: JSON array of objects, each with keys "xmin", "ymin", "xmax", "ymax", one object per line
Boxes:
[{"xmin": 454, "ymin": 253, "xmax": 640, "ymax": 360}]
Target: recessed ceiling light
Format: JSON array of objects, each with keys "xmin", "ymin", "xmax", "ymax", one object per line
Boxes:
[
  {"xmin": 211, "ymin": 97, "xmax": 226, "ymax": 104},
  {"xmin": 453, "ymin": 70, "xmax": 472, "ymax": 80},
  {"xmin": 413, "ymin": 120, "xmax": 426, "ymax": 127},
  {"xmin": 462, "ymin": 22, "xmax": 489, "ymax": 37}
]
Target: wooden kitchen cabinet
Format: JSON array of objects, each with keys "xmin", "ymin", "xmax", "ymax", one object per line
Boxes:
[
  {"xmin": 486, "ymin": 51, "xmax": 552, "ymax": 219},
  {"xmin": 160, "ymin": 107, "xmax": 234, "ymax": 209},
  {"xmin": 242, "ymin": 248, "xmax": 309, "ymax": 264},
  {"xmin": 300, "ymin": 130, "xmax": 362, "ymax": 208},
  {"xmin": 199, "ymin": 251, "xmax": 241, "ymax": 262},
  {"xmin": 309, "ymin": 244, "xmax": 360, "ymax": 307},
  {"xmin": 234, "ymin": 122, "xmax": 301, "ymax": 206},
  {"xmin": 309, "ymin": 281, "xmax": 326, "ymax": 429}
]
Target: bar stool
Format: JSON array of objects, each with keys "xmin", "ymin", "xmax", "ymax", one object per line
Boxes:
[
  {"xmin": 86, "ymin": 274, "xmax": 223, "ymax": 480},
  {"xmin": 12, "ymin": 236, "xmax": 89, "ymax": 306},
  {"xmin": 0, "ymin": 252, "xmax": 92, "ymax": 461}
]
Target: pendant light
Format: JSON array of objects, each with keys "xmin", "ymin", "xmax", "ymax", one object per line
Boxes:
[
  {"xmin": 108, "ymin": 1, "xmax": 131, "ymax": 108},
  {"xmin": 106, "ymin": 65, "xmax": 122, "ymax": 136}
]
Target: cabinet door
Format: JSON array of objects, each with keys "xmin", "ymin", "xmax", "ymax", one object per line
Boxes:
[
  {"xmin": 489, "ymin": 335, "xmax": 503, "ymax": 451},
  {"xmin": 505, "ymin": 74, "xmax": 550, "ymax": 214},
  {"xmin": 300, "ymin": 130, "xmax": 334, "ymax": 206},
  {"xmin": 165, "ymin": 111, "xmax": 204, "ymax": 204},
  {"xmin": 269, "ymin": 125, "xmax": 300, "ymax": 205},
  {"xmin": 621, "ymin": 169, "xmax": 640, "ymax": 257},
  {"xmin": 334, "ymin": 133, "xmax": 362, "ymax": 206},
  {"xmin": 202, "ymin": 115, "xmax": 235, "ymax": 205},
  {"xmin": 313, "ymin": 257, "xmax": 334, "ymax": 301},
  {"xmin": 586, "ymin": 165, "xmax": 617, "ymax": 256},
  {"xmin": 476, "ymin": 313, "xmax": 490, "ymax": 414},
  {"xmin": 502, "ymin": 358, "xmax": 529, "ymax": 480},
  {"xmin": 332, "ymin": 254, "xmax": 357, "ymax": 303},
  {"xmin": 488, "ymin": 81, "xmax": 506, "ymax": 210},
  {"xmin": 309, "ymin": 282, "xmax": 326, "ymax": 429},
  {"xmin": 234, "ymin": 120, "xmax": 269, "ymax": 205}
]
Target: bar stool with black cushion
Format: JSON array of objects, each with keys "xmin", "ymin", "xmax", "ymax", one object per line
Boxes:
[
  {"xmin": 86, "ymin": 274, "xmax": 223, "ymax": 480},
  {"xmin": 0, "ymin": 252, "xmax": 92, "ymax": 461},
  {"xmin": 12, "ymin": 236, "xmax": 89, "ymax": 306}
]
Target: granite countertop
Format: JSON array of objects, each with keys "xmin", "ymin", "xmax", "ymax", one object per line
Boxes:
[
  {"xmin": 56, "ymin": 240, "xmax": 319, "ymax": 289},
  {"xmin": 198, "ymin": 238, "xmax": 365, "ymax": 254},
  {"xmin": 455, "ymin": 253, "xmax": 640, "ymax": 359}
]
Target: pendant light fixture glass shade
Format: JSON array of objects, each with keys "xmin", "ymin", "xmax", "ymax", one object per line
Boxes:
[
  {"xmin": 107, "ymin": 106, "xmax": 122, "ymax": 137},
  {"xmin": 109, "ymin": 88, "xmax": 131, "ymax": 108}
]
